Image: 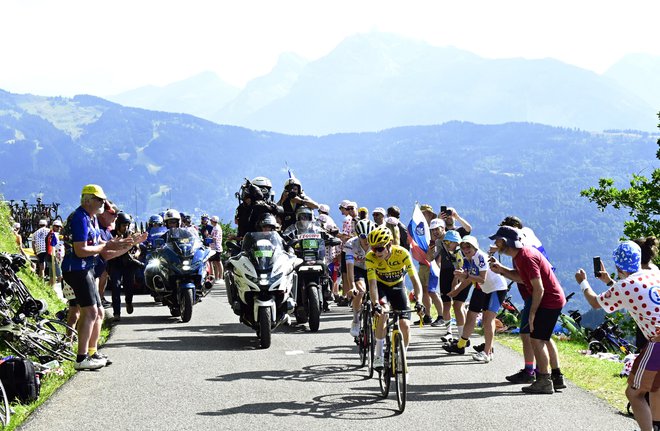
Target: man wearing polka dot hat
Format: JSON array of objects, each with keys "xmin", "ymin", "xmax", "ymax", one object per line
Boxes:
[{"xmin": 576, "ymin": 240, "xmax": 660, "ymax": 431}]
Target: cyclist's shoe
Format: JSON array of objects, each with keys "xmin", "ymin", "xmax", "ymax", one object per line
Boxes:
[
  {"xmin": 373, "ymin": 355, "xmax": 384, "ymax": 370},
  {"xmin": 413, "ymin": 315, "xmax": 433, "ymax": 325},
  {"xmin": 443, "ymin": 343, "xmax": 465, "ymax": 355},
  {"xmin": 551, "ymin": 372, "xmax": 566, "ymax": 390},
  {"xmin": 126, "ymin": 301, "xmax": 134, "ymax": 315},
  {"xmin": 430, "ymin": 317, "xmax": 448, "ymax": 327},
  {"xmin": 350, "ymin": 322, "xmax": 360, "ymax": 337},
  {"xmin": 440, "ymin": 333, "xmax": 454, "ymax": 343},
  {"xmin": 91, "ymin": 352, "xmax": 111, "ymax": 366},
  {"xmin": 472, "ymin": 351, "xmax": 493, "ymax": 363},
  {"xmin": 473, "ymin": 342, "xmax": 485, "ymax": 352},
  {"xmin": 101, "ymin": 299, "xmax": 112, "ymax": 309},
  {"xmin": 521, "ymin": 373, "xmax": 554, "ymax": 394},
  {"xmin": 506, "ymin": 369, "xmax": 536, "ymax": 384},
  {"xmin": 74, "ymin": 355, "xmax": 105, "ymax": 371}
]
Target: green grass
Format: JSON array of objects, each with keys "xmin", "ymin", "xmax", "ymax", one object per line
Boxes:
[
  {"xmin": 0, "ymin": 201, "xmax": 111, "ymax": 430},
  {"xmin": 495, "ymin": 333, "xmax": 629, "ymax": 413}
]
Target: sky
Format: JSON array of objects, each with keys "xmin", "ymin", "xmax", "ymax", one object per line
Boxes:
[{"xmin": 2, "ymin": 0, "xmax": 659, "ymax": 97}]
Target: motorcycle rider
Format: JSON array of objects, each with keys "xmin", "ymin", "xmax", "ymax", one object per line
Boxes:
[
  {"xmin": 233, "ymin": 177, "xmax": 282, "ymax": 239},
  {"xmin": 258, "ymin": 213, "xmax": 279, "ymax": 233},
  {"xmin": 146, "ymin": 215, "xmax": 167, "ymax": 249},
  {"xmin": 161, "ymin": 209, "xmax": 183, "ymax": 244},
  {"xmin": 278, "ymin": 178, "xmax": 318, "ymax": 231}
]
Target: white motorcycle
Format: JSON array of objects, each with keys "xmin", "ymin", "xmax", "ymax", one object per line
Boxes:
[{"xmin": 224, "ymin": 232, "xmax": 298, "ymax": 348}]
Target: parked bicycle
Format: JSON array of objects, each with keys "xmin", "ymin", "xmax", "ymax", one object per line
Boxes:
[{"xmin": 588, "ymin": 315, "xmax": 636, "ymax": 357}]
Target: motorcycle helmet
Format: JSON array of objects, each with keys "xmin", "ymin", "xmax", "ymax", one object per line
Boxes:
[
  {"xmin": 368, "ymin": 226, "xmax": 393, "ymax": 248},
  {"xmin": 252, "ymin": 176, "xmax": 273, "ymax": 201},
  {"xmin": 201, "ymin": 213, "xmax": 209, "ymax": 221},
  {"xmin": 295, "ymin": 207, "xmax": 314, "ymax": 231},
  {"xmin": 149, "ymin": 214, "xmax": 163, "ymax": 227},
  {"xmin": 355, "ymin": 219, "xmax": 375, "ymax": 238},
  {"xmin": 116, "ymin": 212, "xmax": 131, "ymax": 225},
  {"xmin": 258, "ymin": 213, "xmax": 278, "ymax": 231},
  {"xmin": 182, "ymin": 213, "xmax": 192, "ymax": 224},
  {"xmin": 164, "ymin": 209, "xmax": 181, "ymax": 228}
]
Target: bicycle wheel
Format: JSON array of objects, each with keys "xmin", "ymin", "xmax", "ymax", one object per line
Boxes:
[
  {"xmin": 393, "ymin": 332, "xmax": 407, "ymax": 413},
  {"xmin": 359, "ymin": 310, "xmax": 369, "ymax": 367},
  {"xmin": 366, "ymin": 314, "xmax": 375, "ymax": 379},
  {"xmin": 38, "ymin": 318, "xmax": 78, "ymax": 347},
  {"xmin": 0, "ymin": 379, "xmax": 10, "ymax": 427},
  {"xmin": 378, "ymin": 339, "xmax": 391, "ymax": 398}
]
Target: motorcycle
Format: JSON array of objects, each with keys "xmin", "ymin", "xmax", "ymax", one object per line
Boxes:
[
  {"xmin": 224, "ymin": 232, "xmax": 298, "ymax": 348},
  {"xmin": 143, "ymin": 228, "xmax": 215, "ymax": 322},
  {"xmin": 289, "ymin": 228, "xmax": 341, "ymax": 332}
]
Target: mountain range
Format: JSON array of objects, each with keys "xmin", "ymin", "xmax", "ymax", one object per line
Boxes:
[
  {"xmin": 0, "ymin": 88, "xmax": 658, "ymax": 311},
  {"xmin": 107, "ymin": 32, "xmax": 659, "ymax": 135}
]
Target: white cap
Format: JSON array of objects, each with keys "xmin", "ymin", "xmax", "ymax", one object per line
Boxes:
[
  {"xmin": 460, "ymin": 235, "xmax": 480, "ymax": 250},
  {"xmin": 429, "ymin": 218, "xmax": 445, "ymax": 230},
  {"xmin": 372, "ymin": 207, "xmax": 386, "ymax": 216},
  {"xmin": 13, "ymin": 222, "xmax": 20, "ymax": 229},
  {"xmin": 385, "ymin": 216, "xmax": 398, "ymax": 225},
  {"xmin": 52, "ymin": 219, "xmax": 63, "ymax": 227},
  {"xmin": 318, "ymin": 204, "xmax": 330, "ymax": 214},
  {"xmin": 38, "ymin": 219, "xmax": 47, "ymax": 226},
  {"xmin": 339, "ymin": 200, "xmax": 352, "ymax": 209},
  {"xmin": 210, "ymin": 216, "xmax": 220, "ymax": 223}
]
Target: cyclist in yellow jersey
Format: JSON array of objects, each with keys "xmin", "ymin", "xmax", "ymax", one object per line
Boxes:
[{"xmin": 366, "ymin": 226, "xmax": 424, "ymax": 369}]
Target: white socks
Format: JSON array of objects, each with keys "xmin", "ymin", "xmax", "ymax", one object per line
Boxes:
[{"xmin": 376, "ymin": 338, "xmax": 385, "ymax": 357}]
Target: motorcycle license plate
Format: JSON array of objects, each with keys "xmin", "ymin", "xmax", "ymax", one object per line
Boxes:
[{"xmin": 302, "ymin": 239, "xmax": 319, "ymax": 249}]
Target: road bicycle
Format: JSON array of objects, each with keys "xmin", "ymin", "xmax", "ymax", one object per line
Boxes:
[
  {"xmin": 355, "ymin": 291, "xmax": 375, "ymax": 378},
  {"xmin": 377, "ymin": 309, "xmax": 411, "ymax": 413},
  {"xmin": 588, "ymin": 315, "xmax": 636, "ymax": 357},
  {"xmin": 0, "ymin": 379, "xmax": 9, "ymax": 427}
]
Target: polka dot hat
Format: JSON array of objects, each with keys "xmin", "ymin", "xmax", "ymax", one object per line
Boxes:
[{"xmin": 612, "ymin": 241, "xmax": 642, "ymax": 273}]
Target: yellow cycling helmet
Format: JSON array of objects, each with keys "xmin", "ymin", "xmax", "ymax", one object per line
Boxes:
[{"xmin": 368, "ymin": 226, "xmax": 393, "ymax": 247}]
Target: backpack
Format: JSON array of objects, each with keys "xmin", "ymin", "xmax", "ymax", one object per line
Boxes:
[{"xmin": 0, "ymin": 358, "xmax": 41, "ymax": 403}]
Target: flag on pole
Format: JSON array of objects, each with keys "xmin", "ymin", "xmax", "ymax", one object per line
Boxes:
[{"xmin": 407, "ymin": 204, "xmax": 440, "ymax": 292}]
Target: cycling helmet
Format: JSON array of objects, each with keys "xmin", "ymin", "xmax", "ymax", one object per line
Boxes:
[
  {"xmin": 116, "ymin": 212, "xmax": 131, "ymax": 225},
  {"xmin": 284, "ymin": 177, "xmax": 302, "ymax": 191},
  {"xmin": 149, "ymin": 215, "xmax": 163, "ymax": 226},
  {"xmin": 355, "ymin": 219, "xmax": 375, "ymax": 237},
  {"xmin": 258, "ymin": 213, "xmax": 278, "ymax": 230},
  {"xmin": 164, "ymin": 209, "xmax": 181, "ymax": 223},
  {"xmin": 612, "ymin": 241, "xmax": 642, "ymax": 273},
  {"xmin": 368, "ymin": 226, "xmax": 393, "ymax": 247}
]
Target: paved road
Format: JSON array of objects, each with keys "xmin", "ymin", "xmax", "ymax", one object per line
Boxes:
[{"xmin": 21, "ymin": 283, "xmax": 636, "ymax": 431}]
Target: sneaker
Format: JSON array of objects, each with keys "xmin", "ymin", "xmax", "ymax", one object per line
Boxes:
[
  {"xmin": 101, "ymin": 299, "xmax": 112, "ymax": 309},
  {"xmin": 442, "ymin": 342, "xmax": 465, "ymax": 355},
  {"xmin": 74, "ymin": 355, "xmax": 105, "ymax": 371},
  {"xmin": 472, "ymin": 351, "xmax": 493, "ymax": 363},
  {"xmin": 413, "ymin": 315, "xmax": 433, "ymax": 325},
  {"xmin": 506, "ymin": 369, "xmax": 536, "ymax": 384},
  {"xmin": 126, "ymin": 301, "xmax": 134, "ymax": 315},
  {"xmin": 472, "ymin": 343, "xmax": 494, "ymax": 354},
  {"xmin": 91, "ymin": 352, "xmax": 112, "ymax": 366},
  {"xmin": 522, "ymin": 374, "xmax": 554, "ymax": 394},
  {"xmin": 350, "ymin": 321, "xmax": 360, "ymax": 337},
  {"xmin": 373, "ymin": 355, "xmax": 384, "ymax": 370},
  {"xmin": 112, "ymin": 314, "xmax": 121, "ymax": 322},
  {"xmin": 440, "ymin": 333, "xmax": 454, "ymax": 343},
  {"xmin": 551, "ymin": 373, "xmax": 566, "ymax": 390},
  {"xmin": 430, "ymin": 317, "xmax": 448, "ymax": 327}
]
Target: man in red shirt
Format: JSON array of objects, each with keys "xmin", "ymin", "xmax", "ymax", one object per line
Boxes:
[{"xmin": 488, "ymin": 226, "xmax": 566, "ymax": 394}]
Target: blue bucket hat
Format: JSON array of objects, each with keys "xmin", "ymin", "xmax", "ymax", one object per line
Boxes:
[
  {"xmin": 444, "ymin": 230, "xmax": 462, "ymax": 243},
  {"xmin": 612, "ymin": 241, "xmax": 642, "ymax": 273}
]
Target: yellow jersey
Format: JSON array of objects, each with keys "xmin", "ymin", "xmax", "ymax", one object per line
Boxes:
[{"xmin": 366, "ymin": 245, "xmax": 416, "ymax": 286}]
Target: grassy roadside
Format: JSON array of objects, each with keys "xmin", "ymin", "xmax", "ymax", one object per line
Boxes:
[
  {"xmin": 0, "ymin": 202, "xmax": 111, "ymax": 430},
  {"xmin": 495, "ymin": 333, "xmax": 629, "ymax": 413}
]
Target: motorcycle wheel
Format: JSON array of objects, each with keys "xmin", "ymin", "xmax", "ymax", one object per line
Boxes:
[
  {"xmin": 169, "ymin": 306, "xmax": 181, "ymax": 317},
  {"xmin": 180, "ymin": 289, "xmax": 194, "ymax": 323},
  {"xmin": 258, "ymin": 307, "xmax": 272, "ymax": 349},
  {"xmin": 307, "ymin": 283, "xmax": 321, "ymax": 332}
]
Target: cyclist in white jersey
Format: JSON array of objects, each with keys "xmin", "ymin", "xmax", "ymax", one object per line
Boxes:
[{"xmin": 344, "ymin": 219, "xmax": 375, "ymax": 336}]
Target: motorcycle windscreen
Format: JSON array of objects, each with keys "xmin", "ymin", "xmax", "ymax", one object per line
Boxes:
[
  {"xmin": 242, "ymin": 232, "xmax": 284, "ymax": 272},
  {"xmin": 167, "ymin": 228, "xmax": 200, "ymax": 257}
]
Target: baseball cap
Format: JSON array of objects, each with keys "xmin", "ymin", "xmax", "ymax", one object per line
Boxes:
[
  {"xmin": 318, "ymin": 204, "xmax": 330, "ymax": 214},
  {"xmin": 38, "ymin": 219, "xmax": 47, "ymax": 226},
  {"xmin": 429, "ymin": 218, "xmax": 445, "ymax": 230},
  {"xmin": 52, "ymin": 219, "xmax": 63, "ymax": 227},
  {"xmin": 12, "ymin": 222, "xmax": 20, "ymax": 230},
  {"xmin": 81, "ymin": 184, "xmax": 107, "ymax": 200},
  {"xmin": 210, "ymin": 216, "xmax": 220, "ymax": 223},
  {"xmin": 372, "ymin": 207, "xmax": 386, "ymax": 216},
  {"xmin": 460, "ymin": 235, "xmax": 479, "ymax": 250},
  {"xmin": 339, "ymin": 199, "xmax": 352, "ymax": 209},
  {"xmin": 358, "ymin": 206, "xmax": 368, "ymax": 214},
  {"xmin": 444, "ymin": 230, "xmax": 462, "ymax": 243},
  {"xmin": 489, "ymin": 226, "xmax": 522, "ymax": 248}
]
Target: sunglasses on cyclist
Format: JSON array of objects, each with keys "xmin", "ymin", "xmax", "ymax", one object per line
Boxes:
[
  {"xmin": 359, "ymin": 233, "xmax": 367, "ymax": 239},
  {"xmin": 372, "ymin": 245, "xmax": 388, "ymax": 253}
]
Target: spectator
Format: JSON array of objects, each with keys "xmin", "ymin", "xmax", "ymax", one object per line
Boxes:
[
  {"xmin": 372, "ymin": 207, "xmax": 386, "ymax": 227},
  {"xmin": 45, "ymin": 219, "xmax": 64, "ymax": 295},
  {"xmin": 32, "ymin": 219, "xmax": 50, "ymax": 278},
  {"xmin": 632, "ymin": 236, "xmax": 659, "ymax": 352},
  {"xmin": 358, "ymin": 207, "xmax": 369, "ymax": 221},
  {"xmin": 386, "ymin": 206, "xmax": 409, "ymax": 250},
  {"xmin": 12, "ymin": 222, "xmax": 33, "ymax": 269},
  {"xmin": 96, "ymin": 201, "xmax": 119, "ymax": 309},
  {"xmin": 209, "ymin": 216, "xmax": 224, "ymax": 281},
  {"xmin": 336, "ymin": 200, "xmax": 355, "ymax": 304},
  {"xmin": 415, "ymin": 204, "xmax": 437, "ymax": 325},
  {"xmin": 385, "ymin": 216, "xmax": 401, "ymax": 248},
  {"xmin": 489, "ymin": 225, "xmax": 566, "ymax": 394},
  {"xmin": 576, "ymin": 241, "xmax": 660, "ymax": 431},
  {"xmin": 61, "ymin": 184, "xmax": 135, "ymax": 370},
  {"xmin": 200, "ymin": 214, "xmax": 213, "ymax": 245}
]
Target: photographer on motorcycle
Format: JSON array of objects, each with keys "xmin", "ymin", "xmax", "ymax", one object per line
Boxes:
[
  {"xmin": 278, "ymin": 178, "xmax": 318, "ymax": 231},
  {"xmin": 233, "ymin": 177, "xmax": 283, "ymax": 239}
]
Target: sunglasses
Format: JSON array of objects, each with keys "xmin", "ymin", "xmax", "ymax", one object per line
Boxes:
[
  {"xmin": 359, "ymin": 233, "xmax": 367, "ymax": 239},
  {"xmin": 346, "ymin": 206, "xmax": 355, "ymax": 210},
  {"xmin": 372, "ymin": 245, "xmax": 387, "ymax": 253}
]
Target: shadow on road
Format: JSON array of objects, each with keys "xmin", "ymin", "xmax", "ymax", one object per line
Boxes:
[
  {"xmin": 208, "ymin": 363, "xmax": 364, "ymax": 384},
  {"xmin": 198, "ymin": 392, "xmax": 399, "ymax": 420}
]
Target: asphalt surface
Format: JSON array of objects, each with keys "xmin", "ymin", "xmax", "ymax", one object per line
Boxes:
[{"xmin": 20, "ymin": 283, "xmax": 636, "ymax": 431}]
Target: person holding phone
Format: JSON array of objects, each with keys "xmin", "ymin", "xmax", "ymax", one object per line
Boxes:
[{"xmin": 576, "ymin": 241, "xmax": 660, "ymax": 431}]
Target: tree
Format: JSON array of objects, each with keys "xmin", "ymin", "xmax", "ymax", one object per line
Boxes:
[{"xmin": 581, "ymin": 112, "xmax": 660, "ymax": 240}]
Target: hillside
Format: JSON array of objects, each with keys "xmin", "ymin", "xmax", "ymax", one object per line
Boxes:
[{"xmin": 0, "ymin": 89, "xmax": 658, "ymax": 310}]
